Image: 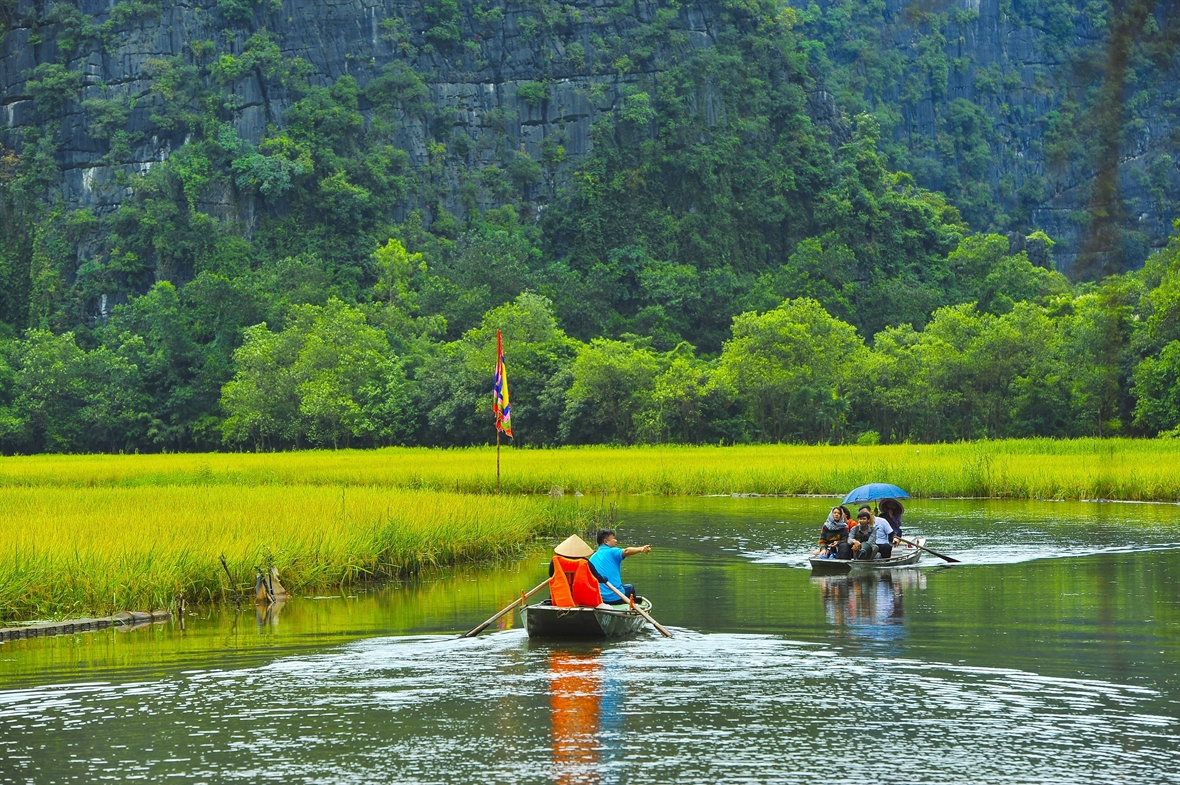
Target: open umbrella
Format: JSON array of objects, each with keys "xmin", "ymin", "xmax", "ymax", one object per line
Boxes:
[{"xmin": 842, "ymin": 483, "xmax": 910, "ymax": 505}]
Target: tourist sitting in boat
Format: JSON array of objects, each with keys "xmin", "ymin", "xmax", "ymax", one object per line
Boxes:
[
  {"xmin": 548, "ymin": 535, "xmax": 606, "ymax": 607},
  {"xmin": 879, "ymin": 498, "xmax": 904, "ymax": 540},
  {"xmin": 849, "ymin": 512, "xmax": 875, "ymax": 559},
  {"xmin": 851, "ymin": 510, "xmax": 897, "ymax": 560},
  {"xmin": 589, "ymin": 529, "xmax": 652, "ymax": 604},
  {"xmin": 818, "ymin": 506, "xmax": 851, "ymax": 559}
]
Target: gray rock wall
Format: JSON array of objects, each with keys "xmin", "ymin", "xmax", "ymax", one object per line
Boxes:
[
  {"xmin": 0, "ymin": 0, "xmax": 728, "ymax": 228},
  {"xmin": 797, "ymin": 0, "xmax": 1180, "ymax": 274},
  {"xmin": 2, "ymin": 0, "xmax": 1178, "ymax": 275}
]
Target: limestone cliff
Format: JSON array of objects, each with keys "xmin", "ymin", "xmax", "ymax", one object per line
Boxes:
[
  {"xmin": 1, "ymin": 0, "xmax": 1178, "ymax": 278},
  {"xmin": 1, "ymin": 0, "xmax": 740, "ymax": 228}
]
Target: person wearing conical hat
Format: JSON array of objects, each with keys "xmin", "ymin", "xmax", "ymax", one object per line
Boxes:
[
  {"xmin": 588, "ymin": 529, "xmax": 651, "ymax": 605},
  {"xmin": 553, "ymin": 534, "xmax": 595, "ymax": 559},
  {"xmin": 548, "ymin": 535, "xmax": 604, "ymax": 607}
]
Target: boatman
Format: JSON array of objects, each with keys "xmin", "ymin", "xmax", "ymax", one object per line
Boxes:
[{"xmin": 589, "ymin": 529, "xmax": 652, "ymax": 604}]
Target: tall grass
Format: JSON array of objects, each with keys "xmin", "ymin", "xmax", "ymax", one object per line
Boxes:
[
  {"xmin": 3, "ymin": 438, "xmax": 1176, "ymax": 620},
  {"xmin": 1, "ymin": 439, "xmax": 1178, "ymax": 500},
  {"xmin": 0, "ymin": 486, "xmax": 581, "ymax": 622}
]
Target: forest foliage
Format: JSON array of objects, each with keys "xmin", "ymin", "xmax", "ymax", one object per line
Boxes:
[{"xmin": 1, "ymin": 0, "xmax": 1179, "ymax": 452}]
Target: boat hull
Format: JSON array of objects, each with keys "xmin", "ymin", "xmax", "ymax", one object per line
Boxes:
[
  {"xmin": 809, "ymin": 542, "xmax": 923, "ymax": 574},
  {"xmin": 520, "ymin": 598, "xmax": 652, "ymax": 639}
]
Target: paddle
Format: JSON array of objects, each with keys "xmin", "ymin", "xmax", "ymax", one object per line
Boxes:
[
  {"xmin": 459, "ymin": 579, "xmax": 548, "ymax": 638},
  {"xmin": 603, "ymin": 581, "xmax": 672, "ymax": 638},
  {"xmin": 897, "ymin": 536, "xmax": 961, "ymax": 564}
]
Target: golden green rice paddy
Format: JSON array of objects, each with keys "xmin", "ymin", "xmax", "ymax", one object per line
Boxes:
[
  {"xmin": 0, "ymin": 486, "xmax": 577, "ymax": 622},
  {"xmin": 0, "ymin": 438, "xmax": 1177, "ymax": 500},
  {"xmin": 2, "ymin": 439, "xmax": 1177, "ymax": 622}
]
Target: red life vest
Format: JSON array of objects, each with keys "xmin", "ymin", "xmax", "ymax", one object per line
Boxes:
[{"xmin": 549, "ymin": 555, "xmax": 602, "ymax": 607}]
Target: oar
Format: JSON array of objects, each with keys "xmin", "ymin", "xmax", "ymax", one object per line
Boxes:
[
  {"xmin": 603, "ymin": 581, "xmax": 672, "ymax": 638},
  {"xmin": 897, "ymin": 536, "xmax": 961, "ymax": 564},
  {"xmin": 459, "ymin": 580, "xmax": 548, "ymax": 638}
]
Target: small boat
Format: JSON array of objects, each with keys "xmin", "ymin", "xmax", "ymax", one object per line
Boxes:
[
  {"xmin": 808, "ymin": 538, "xmax": 925, "ymax": 574},
  {"xmin": 520, "ymin": 597, "xmax": 654, "ymax": 639}
]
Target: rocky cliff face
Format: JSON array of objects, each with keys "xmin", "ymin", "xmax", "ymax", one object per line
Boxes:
[
  {"xmin": 792, "ymin": 0, "xmax": 1180, "ymax": 276},
  {"xmin": 1, "ymin": 0, "xmax": 1177, "ymax": 277},
  {"xmin": 1, "ymin": 0, "xmax": 736, "ymax": 227}
]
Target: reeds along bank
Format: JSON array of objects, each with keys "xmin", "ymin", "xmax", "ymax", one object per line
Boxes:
[
  {"xmin": 0, "ymin": 439, "xmax": 1176, "ymax": 500},
  {"xmin": 0, "ymin": 486, "xmax": 577, "ymax": 621}
]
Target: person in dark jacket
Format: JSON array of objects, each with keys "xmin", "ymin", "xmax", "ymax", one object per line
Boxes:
[
  {"xmin": 849, "ymin": 512, "xmax": 876, "ymax": 559},
  {"xmin": 879, "ymin": 498, "xmax": 904, "ymax": 540}
]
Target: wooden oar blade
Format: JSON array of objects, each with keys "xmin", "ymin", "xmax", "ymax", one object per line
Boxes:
[
  {"xmin": 899, "ymin": 537, "xmax": 961, "ymax": 564},
  {"xmin": 459, "ymin": 579, "xmax": 548, "ymax": 638},
  {"xmin": 603, "ymin": 581, "xmax": 671, "ymax": 638}
]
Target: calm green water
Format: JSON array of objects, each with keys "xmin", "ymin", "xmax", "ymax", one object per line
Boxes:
[{"xmin": 1, "ymin": 498, "xmax": 1178, "ymax": 784}]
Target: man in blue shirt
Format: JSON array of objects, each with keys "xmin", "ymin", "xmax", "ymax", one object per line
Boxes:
[{"xmin": 588, "ymin": 529, "xmax": 652, "ymax": 604}]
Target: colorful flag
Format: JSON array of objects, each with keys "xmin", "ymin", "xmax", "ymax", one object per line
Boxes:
[{"xmin": 494, "ymin": 330, "xmax": 513, "ymax": 438}]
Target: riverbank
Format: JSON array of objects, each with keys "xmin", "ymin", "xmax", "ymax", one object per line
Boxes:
[
  {"xmin": 1, "ymin": 439, "xmax": 1178, "ymax": 500},
  {"xmin": 0, "ymin": 486, "xmax": 586, "ymax": 622}
]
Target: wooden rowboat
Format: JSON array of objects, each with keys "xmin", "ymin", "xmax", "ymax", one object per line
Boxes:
[
  {"xmin": 809, "ymin": 538, "xmax": 925, "ymax": 574},
  {"xmin": 520, "ymin": 597, "xmax": 653, "ymax": 639}
]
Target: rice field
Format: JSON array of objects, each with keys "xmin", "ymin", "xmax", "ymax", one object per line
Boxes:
[
  {"xmin": 3, "ymin": 438, "xmax": 1178, "ymax": 622},
  {"xmin": 0, "ymin": 486, "xmax": 583, "ymax": 622},
  {"xmin": 1, "ymin": 438, "xmax": 1178, "ymax": 500}
]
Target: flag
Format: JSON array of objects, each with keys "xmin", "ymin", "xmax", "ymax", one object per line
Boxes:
[{"xmin": 494, "ymin": 330, "xmax": 513, "ymax": 438}]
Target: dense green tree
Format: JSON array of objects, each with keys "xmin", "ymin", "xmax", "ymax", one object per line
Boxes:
[
  {"xmin": 221, "ymin": 299, "xmax": 410, "ymax": 449},
  {"xmin": 1131, "ymin": 341, "xmax": 1180, "ymax": 435},
  {"xmin": 560, "ymin": 337, "xmax": 662, "ymax": 445},
  {"xmin": 860, "ymin": 302, "xmax": 1067, "ymax": 441},
  {"xmin": 3, "ymin": 330, "xmax": 150, "ymax": 453},
  {"xmin": 946, "ymin": 234, "xmax": 1071, "ymax": 313},
  {"xmin": 718, "ymin": 298, "xmax": 865, "ymax": 443},
  {"xmin": 636, "ymin": 348, "xmax": 720, "ymax": 444},
  {"xmin": 1058, "ymin": 284, "xmax": 1137, "ymax": 436},
  {"xmin": 4, "ymin": 0, "xmax": 1180, "ymax": 453}
]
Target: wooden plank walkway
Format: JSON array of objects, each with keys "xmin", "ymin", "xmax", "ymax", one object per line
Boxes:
[{"xmin": 0, "ymin": 610, "xmax": 171, "ymax": 643}]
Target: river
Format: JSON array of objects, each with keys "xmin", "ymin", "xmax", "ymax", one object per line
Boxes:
[{"xmin": 1, "ymin": 498, "xmax": 1177, "ymax": 783}]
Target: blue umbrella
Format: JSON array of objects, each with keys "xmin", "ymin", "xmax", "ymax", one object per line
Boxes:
[{"xmin": 842, "ymin": 483, "xmax": 910, "ymax": 505}]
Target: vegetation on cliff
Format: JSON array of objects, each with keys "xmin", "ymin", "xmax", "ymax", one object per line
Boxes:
[{"xmin": 0, "ymin": 0, "xmax": 1178, "ymax": 451}]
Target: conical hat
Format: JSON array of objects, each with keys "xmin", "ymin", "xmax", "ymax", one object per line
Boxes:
[{"xmin": 554, "ymin": 534, "xmax": 594, "ymax": 559}]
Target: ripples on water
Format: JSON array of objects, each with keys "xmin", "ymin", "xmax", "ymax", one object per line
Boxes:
[
  {"xmin": 0, "ymin": 631, "xmax": 1176, "ymax": 784},
  {"xmin": 1, "ymin": 497, "xmax": 1178, "ymax": 784}
]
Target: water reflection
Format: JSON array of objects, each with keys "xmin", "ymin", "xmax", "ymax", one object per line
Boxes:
[
  {"xmin": 812, "ymin": 570, "xmax": 927, "ymax": 650},
  {"xmin": 548, "ymin": 650, "xmax": 601, "ymax": 785},
  {"xmin": 544, "ymin": 646, "xmax": 630, "ymax": 785},
  {"xmin": 255, "ymin": 596, "xmax": 287, "ymax": 629},
  {"xmin": 1, "ymin": 496, "xmax": 1178, "ymax": 784}
]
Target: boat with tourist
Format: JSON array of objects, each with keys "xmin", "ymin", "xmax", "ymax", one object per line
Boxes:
[
  {"xmin": 520, "ymin": 596, "xmax": 655, "ymax": 639},
  {"xmin": 461, "ymin": 533, "xmax": 672, "ymax": 640},
  {"xmin": 808, "ymin": 538, "xmax": 925, "ymax": 573},
  {"xmin": 809, "ymin": 482, "xmax": 958, "ymax": 572}
]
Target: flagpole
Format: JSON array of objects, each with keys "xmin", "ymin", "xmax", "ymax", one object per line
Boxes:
[{"xmin": 496, "ymin": 429, "xmax": 501, "ymax": 494}]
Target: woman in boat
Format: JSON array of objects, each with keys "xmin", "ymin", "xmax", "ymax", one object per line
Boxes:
[
  {"xmin": 548, "ymin": 535, "xmax": 606, "ymax": 607},
  {"xmin": 818, "ymin": 506, "xmax": 851, "ymax": 559},
  {"xmin": 879, "ymin": 498, "xmax": 904, "ymax": 540}
]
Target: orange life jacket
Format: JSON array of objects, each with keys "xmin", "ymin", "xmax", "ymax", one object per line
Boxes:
[{"xmin": 549, "ymin": 555, "xmax": 602, "ymax": 607}]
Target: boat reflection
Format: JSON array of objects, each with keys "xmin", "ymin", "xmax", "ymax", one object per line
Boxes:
[
  {"xmin": 812, "ymin": 570, "xmax": 927, "ymax": 650},
  {"xmin": 547, "ymin": 648, "xmax": 605, "ymax": 785}
]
